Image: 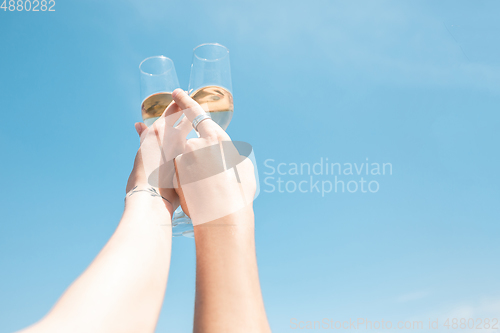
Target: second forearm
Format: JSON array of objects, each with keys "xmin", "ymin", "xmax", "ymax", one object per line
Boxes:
[{"xmin": 193, "ymin": 207, "xmax": 270, "ymax": 332}]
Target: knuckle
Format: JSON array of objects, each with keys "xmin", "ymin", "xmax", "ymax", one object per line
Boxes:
[
  {"xmin": 181, "ymin": 95, "xmax": 197, "ymax": 108},
  {"xmin": 185, "ymin": 139, "xmax": 198, "ymax": 152},
  {"xmin": 217, "ymin": 131, "xmax": 230, "ymax": 141},
  {"xmin": 204, "ymin": 131, "xmax": 219, "ymax": 142}
]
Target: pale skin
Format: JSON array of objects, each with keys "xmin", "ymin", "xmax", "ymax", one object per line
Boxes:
[{"xmin": 15, "ymin": 89, "xmax": 271, "ymax": 333}]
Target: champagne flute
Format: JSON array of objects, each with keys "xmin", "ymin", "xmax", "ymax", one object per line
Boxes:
[
  {"xmin": 189, "ymin": 43, "xmax": 233, "ymax": 129},
  {"xmin": 139, "ymin": 56, "xmax": 180, "ymax": 127},
  {"xmin": 170, "ymin": 43, "xmax": 234, "ymax": 238},
  {"xmin": 140, "ymin": 56, "xmax": 190, "ymax": 236}
]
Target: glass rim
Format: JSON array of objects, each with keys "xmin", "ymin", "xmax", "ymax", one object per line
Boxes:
[
  {"xmin": 193, "ymin": 43, "xmax": 229, "ymax": 62},
  {"xmin": 139, "ymin": 55, "xmax": 175, "ymax": 76}
]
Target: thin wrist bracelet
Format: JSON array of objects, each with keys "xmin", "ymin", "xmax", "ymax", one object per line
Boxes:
[{"xmin": 125, "ymin": 186, "xmax": 172, "ymax": 205}]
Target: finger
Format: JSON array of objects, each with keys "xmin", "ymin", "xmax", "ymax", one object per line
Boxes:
[
  {"xmin": 134, "ymin": 123, "xmax": 142, "ymax": 136},
  {"xmin": 140, "ymin": 126, "xmax": 163, "ymax": 188},
  {"xmin": 173, "ymin": 157, "xmax": 190, "ymax": 217},
  {"xmin": 176, "ymin": 115, "xmax": 194, "ymax": 137},
  {"xmin": 172, "ymin": 88, "xmax": 219, "ymax": 138},
  {"xmin": 161, "ymin": 101, "xmax": 184, "ymax": 127},
  {"xmin": 134, "ymin": 122, "xmax": 147, "ymax": 137}
]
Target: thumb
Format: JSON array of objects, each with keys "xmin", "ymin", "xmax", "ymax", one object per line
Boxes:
[{"xmin": 134, "ymin": 122, "xmax": 147, "ymax": 137}]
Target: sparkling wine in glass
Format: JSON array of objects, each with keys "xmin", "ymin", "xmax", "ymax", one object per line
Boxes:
[
  {"xmin": 139, "ymin": 56, "xmax": 180, "ymax": 127},
  {"xmin": 170, "ymin": 43, "xmax": 234, "ymax": 237},
  {"xmin": 190, "ymin": 44, "xmax": 233, "ymax": 130}
]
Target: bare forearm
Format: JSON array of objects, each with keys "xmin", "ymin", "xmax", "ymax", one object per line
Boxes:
[
  {"xmin": 193, "ymin": 206, "xmax": 271, "ymax": 332},
  {"xmin": 20, "ymin": 195, "xmax": 172, "ymax": 333}
]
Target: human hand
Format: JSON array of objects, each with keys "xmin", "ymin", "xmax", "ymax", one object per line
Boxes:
[
  {"xmin": 126, "ymin": 101, "xmax": 193, "ymax": 211},
  {"xmin": 171, "ymin": 89, "xmax": 256, "ymax": 226}
]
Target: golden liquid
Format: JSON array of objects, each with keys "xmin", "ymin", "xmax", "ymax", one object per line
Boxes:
[
  {"xmin": 141, "ymin": 92, "xmax": 173, "ymax": 126},
  {"xmin": 191, "ymin": 86, "xmax": 233, "ymax": 130},
  {"xmin": 141, "ymin": 86, "xmax": 233, "ymax": 129}
]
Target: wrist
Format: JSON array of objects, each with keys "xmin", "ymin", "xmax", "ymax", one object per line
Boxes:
[
  {"xmin": 124, "ymin": 187, "xmax": 174, "ymax": 218},
  {"xmin": 119, "ymin": 193, "xmax": 173, "ymax": 241},
  {"xmin": 193, "ymin": 205, "xmax": 255, "ymax": 241}
]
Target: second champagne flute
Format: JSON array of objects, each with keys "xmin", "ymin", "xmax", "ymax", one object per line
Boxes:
[
  {"xmin": 189, "ymin": 43, "xmax": 233, "ymax": 129},
  {"xmin": 170, "ymin": 43, "xmax": 234, "ymax": 237}
]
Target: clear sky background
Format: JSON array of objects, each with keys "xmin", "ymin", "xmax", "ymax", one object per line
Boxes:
[{"xmin": 1, "ymin": 0, "xmax": 500, "ymax": 332}]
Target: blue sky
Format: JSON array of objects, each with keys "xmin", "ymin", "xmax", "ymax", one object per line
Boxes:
[{"xmin": 1, "ymin": 0, "xmax": 500, "ymax": 331}]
